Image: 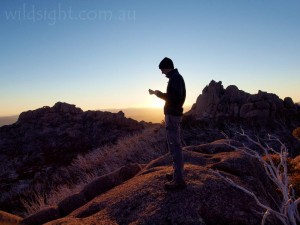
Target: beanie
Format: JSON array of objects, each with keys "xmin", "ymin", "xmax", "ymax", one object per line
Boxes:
[{"xmin": 159, "ymin": 57, "xmax": 174, "ymax": 69}]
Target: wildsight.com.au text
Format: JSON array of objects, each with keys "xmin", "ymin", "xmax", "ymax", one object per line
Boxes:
[{"xmin": 3, "ymin": 4, "xmax": 136, "ymax": 25}]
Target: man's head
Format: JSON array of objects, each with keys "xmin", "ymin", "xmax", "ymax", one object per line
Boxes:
[{"xmin": 159, "ymin": 57, "xmax": 174, "ymax": 75}]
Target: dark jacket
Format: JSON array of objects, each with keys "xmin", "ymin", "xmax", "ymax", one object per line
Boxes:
[{"xmin": 156, "ymin": 69, "xmax": 186, "ymax": 116}]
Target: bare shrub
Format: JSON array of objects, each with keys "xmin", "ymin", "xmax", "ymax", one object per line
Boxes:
[{"xmin": 214, "ymin": 130, "xmax": 300, "ymax": 225}]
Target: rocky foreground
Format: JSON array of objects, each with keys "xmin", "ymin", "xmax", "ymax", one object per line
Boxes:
[{"xmin": 5, "ymin": 140, "xmax": 297, "ymax": 225}]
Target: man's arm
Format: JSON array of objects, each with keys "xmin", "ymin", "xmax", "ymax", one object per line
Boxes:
[
  {"xmin": 149, "ymin": 89, "xmax": 167, "ymax": 100},
  {"xmin": 155, "ymin": 90, "xmax": 167, "ymax": 100}
]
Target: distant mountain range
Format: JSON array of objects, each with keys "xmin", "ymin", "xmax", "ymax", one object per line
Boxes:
[
  {"xmin": 105, "ymin": 107, "xmax": 165, "ymax": 123},
  {"xmin": 0, "ymin": 115, "xmax": 18, "ymax": 127},
  {"xmin": 107, "ymin": 106, "xmax": 191, "ymax": 123}
]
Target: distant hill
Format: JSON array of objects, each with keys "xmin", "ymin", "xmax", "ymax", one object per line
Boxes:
[
  {"xmin": 107, "ymin": 107, "xmax": 164, "ymax": 123},
  {"xmin": 0, "ymin": 115, "xmax": 18, "ymax": 127}
]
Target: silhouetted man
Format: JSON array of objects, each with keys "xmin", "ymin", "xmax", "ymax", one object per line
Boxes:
[{"xmin": 149, "ymin": 57, "xmax": 186, "ymax": 190}]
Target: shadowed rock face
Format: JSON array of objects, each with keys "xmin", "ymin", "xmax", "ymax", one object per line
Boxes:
[
  {"xmin": 0, "ymin": 102, "xmax": 146, "ymax": 214},
  {"xmin": 42, "ymin": 145, "xmax": 282, "ymax": 225},
  {"xmin": 186, "ymin": 80, "xmax": 300, "ymax": 126}
]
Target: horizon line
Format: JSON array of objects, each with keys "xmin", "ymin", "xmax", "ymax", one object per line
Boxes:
[{"xmin": 0, "ymin": 105, "xmax": 193, "ymax": 117}]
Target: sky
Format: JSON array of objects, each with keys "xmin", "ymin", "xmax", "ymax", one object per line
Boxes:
[{"xmin": 0, "ymin": 0, "xmax": 299, "ymax": 116}]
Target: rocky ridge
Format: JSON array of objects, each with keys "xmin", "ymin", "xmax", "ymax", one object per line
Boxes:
[{"xmin": 183, "ymin": 80, "xmax": 300, "ymax": 157}]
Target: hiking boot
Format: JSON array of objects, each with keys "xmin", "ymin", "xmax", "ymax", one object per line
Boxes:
[
  {"xmin": 164, "ymin": 180, "xmax": 186, "ymax": 191},
  {"xmin": 165, "ymin": 173, "xmax": 173, "ymax": 181}
]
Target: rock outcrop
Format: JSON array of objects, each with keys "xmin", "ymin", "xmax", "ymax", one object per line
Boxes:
[
  {"xmin": 41, "ymin": 144, "xmax": 282, "ymax": 225},
  {"xmin": 186, "ymin": 80, "xmax": 300, "ymax": 126},
  {"xmin": 0, "ymin": 102, "xmax": 146, "ymax": 214},
  {"xmin": 183, "ymin": 80, "xmax": 300, "ymax": 157},
  {"xmin": 1, "ymin": 102, "xmax": 144, "ymax": 158}
]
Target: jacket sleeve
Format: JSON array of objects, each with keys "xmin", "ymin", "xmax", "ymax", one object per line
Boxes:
[
  {"xmin": 155, "ymin": 76, "xmax": 185, "ymax": 104},
  {"xmin": 155, "ymin": 91, "xmax": 167, "ymax": 100}
]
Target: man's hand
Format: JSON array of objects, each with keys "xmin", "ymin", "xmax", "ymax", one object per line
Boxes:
[
  {"xmin": 148, "ymin": 89, "xmax": 155, "ymax": 95},
  {"xmin": 149, "ymin": 89, "xmax": 161, "ymax": 96}
]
